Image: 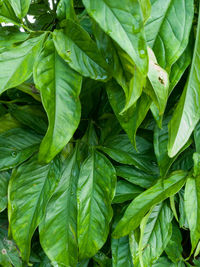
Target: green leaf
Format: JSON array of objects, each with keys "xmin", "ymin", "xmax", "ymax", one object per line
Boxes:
[
  {"xmin": 0, "ymin": 227, "xmax": 22, "ymax": 267},
  {"xmin": 184, "ymin": 153, "xmax": 200, "ymax": 252},
  {"xmin": 99, "ymin": 134, "xmax": 156, "ymax": 173},
  {"xmin": 194, "ymin": 121, "xmax": 200, "ymax": 153},
  {"xmin": 83, "ymin": 0, "xmax": 148, "ymax": 76},
  {"xmin": 106, "ymin": 80, "xmax": 151, "ymax": 146},
  {"xmin": 0, "ymin": 34, "xmax": 46, "ymax": 95},
  {"xmin": 165, "ymin": 223, "xmax": 183, "ymax": 263},
  {"xmin": 145, "ymin": 48, "xmax": 169, "ymax": 115},
  {"xmin": 53, "ymin": 20, "xmax": 109, "ymax": 81},
  {"xmin": 77, "ymin": 150, "xmax": 116, "ymax": 260},
  {"xmin": 0, "ymin": 113, "xmax": 21, "ymax": 134},
  {"xmin": 139, "ymin": 0, "xmax": 151, "ymax": 23},
  {"xmin": 93, "ymin": 252, "xmax": 112, "ymax": 267},
  {"xmin": 39, "ymin": 146, "xmax": 79, "ymax": 267},
  {"xmin": 56, "ymin": 0, "xmax": 76, "ymax": 20},
  {"xmin": 145, "ymin": 0, "xmax": 194, "ymax": 70},
  {"xmin": 168, "ymin": 5, "xmax": 200, "ymax": 157},
  {"xmin": 116, "ymin": 165, "xmax": 158, "ymax": 188},
  {"xmin": 0, "ymin": 128, "xmax": 41, "ymax": 171},
  {"xmin": 112, "ymin": 170, "xmax": 187, "ymax": 238},
  {"xmin": 34, "ymin": 39, "xmax": 82, "ymax": 163},
  {"xmin": 9, "ymin": 0, "xmax": 31, "ymax": 19},
  {"xmin": 136, "ymin": 202, "xmax": 173, "ymax": 267},
  {"xmin": 112, "ymin": 180, "xmax": 143, "ymax": 204},
  {"xmin": 8, "ymin": 154, "xmax": 61, "ymax": 262},
  {"xmin": 0, "ymin": 0, "xmax": 20, "ymax": 24},
  {"xmin": 0, "ymin": 172, "xmax": 10, "ymax": 212},
  {"xmin": 112, "ymin": 235, "xmax": 133, "ymax": 267}
]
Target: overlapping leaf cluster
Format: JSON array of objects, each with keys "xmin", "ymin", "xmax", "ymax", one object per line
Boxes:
[{"xmin": 0, "ymin": 0, "xmax": 200, "ymax": 266}]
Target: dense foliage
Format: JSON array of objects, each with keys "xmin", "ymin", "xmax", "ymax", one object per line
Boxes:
[{"xmin": 0, "ymin": 0, "xmax": 200, "ymax": 266}]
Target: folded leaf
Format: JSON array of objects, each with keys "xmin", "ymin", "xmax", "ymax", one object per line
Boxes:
[
  {"xmin": 53, "ymin": 20, "xmax": 109, "ymax": 81},
  {"xmin": 0, "ymin": 128, "xmax": 41, "ymax": 171},
  {"xmin": 112, "ymin": 170, "xmax": 187, "ymax": 238},
  {"xmin": 0, "ymin": 34, "xmax": 46, "ymax": 95},
  {"xmin": 145, "ymin": 0, "xmax": 194, "ymax": 70},
  {"xmin": 34, "ymin": 39, "xmax": 82, "ymax": 163},
  {"xmin": 9, "ymin": 0, "xmax": 31, "ymax": 19},
  {"xmin": 8, "ymin": 154, "xmax": 61, "ymax": 262},
  {"xmin": 39, "ymin": 146, "xmax": 79, "ymax": 267},
  {"xmin": 77, "ymin": 150, "xmax": 116, "ymax": 259},
  {"xmin": 168, "ymin": 4, "xmax": 200, "ymax": 157},
  {"xmin": 0, "ymin": 0, "xmax": 20, "ymax": 24}
]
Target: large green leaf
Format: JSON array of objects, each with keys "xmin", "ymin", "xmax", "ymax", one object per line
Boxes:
[
  {"xmin": 112, "ymin": 180, "xmax": 143, "ymax": 204},
  {"xmin": 34, "ymin": 39, "xmax": 82, "ymax": 163},
  {"xmin": 145, "ymin": 0, "xmax": 194, "ymax": 70},
  {"xmin": 0, "ymin": 171, "xmax": 10, "ymax": 212},
  {"xmin": 106, "ymin": 80, "xmax": 151, "ymax": 146},
  {"xmin": 168, "ymin": 5, "xmax": 200, "ymax": 157},
  {"xmin": 53, "ymin": 20, "xmax": 109, "ymax": 81},
  {"xmin": 99, "ymin": 134, "xmax": 156, "ymax": 174},
  {"xmin": 112, "ymin": 170, "xmax": 187, "ymax": 238},
  {"xmin": 0, "ymin": 34, "xmax": 46, "ymax": 95},
  {"xmin": 116, "ymin": 165, "xmax": 158, "ymax": 188},
  {"xmin": 135, "ymin": 202, "xmax": 173, "ymax": 267},
  {"xmin": 9, "ymin": 0, "xmax": 31, "ymax": 19},
  {"xmin": 0, "ymin": 128, "xmax": 41, "ymax": 171},
  {"xmin": 39, "ymin": 146, "xmax": 79, "ymax": 267},
  {"xmin": 0, "ymin": 0, "xmax": 20, "ymax": 24},
  {"xmin": 82, "ymin": 0, "xmax": 148, "ymax": 76},
  {"xmin": 184, "ymin": 153, "xmax": 200, "ymax": 252},
  {"xmin": 77, "ymin": 150, "xmax": 116, "ymax": 260},
  {"xmin": 8, "ymin": 154, "xmax": 61, "ymax": 262}
]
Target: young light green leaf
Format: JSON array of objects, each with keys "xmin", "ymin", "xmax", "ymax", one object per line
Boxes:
[
  {"xmin": 9, "ymin": 0, "xmax": 31, "ymax": 19},
  {"xmin": 112, "ymin": 180, "xmax": 143, "ymax": 204},
  {"xmin": 112, "ymin": 171, "xmax": 187, "ymax": 238},
  {"xmin": 145, "ymin": 0, "xmax": 194, "ymax": 70},
  {"xmin": 34, "ymin": 39, "xmax": 82, "ymax": 163},
  {"xmin": 39, "ymin": 146, "xmax": 79, "ymax": 267},
  {"xmin": 77, "ymin": 150, "xmax": 116, "ymax": 260},
  {"xmin": 0, "ymin": 34, "xmax": 46, "ymax": 95},
  {"xmin": 53, "ymin": 20, "xmax": 109, "ymax": 81},
  {"xmin": 0, "ymin": 128, "xmax": 42, "ymax": 171},
  {"xmin": 8, "ymin": 154, "xmax": 61, "ymax": 262},
  {"xmin": 0, "ymin": 172, "xmax": 10, "ymax": 212},
  {"xmin": 106, "ymin": 80, "xmax": 151, "ymax": 146},
  {"xmin": 83, "ymin": 0, "xmax": 148, "ymax": 76},
  {"xmin": 184, "ymin": 153, "xmax": 200, "ymax": 253},
  {"xmin": 168, "ymin": 5, "xmax": 200, "ymax": 157},
  {"xmin": 137, "ymin": 202, "xmax": 173, "ymax": 267}
]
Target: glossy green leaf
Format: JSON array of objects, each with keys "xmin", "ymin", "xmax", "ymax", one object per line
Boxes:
[
  {"xmin": 106, "ymin": 80, "xmax": 151, "ymax": 146},
  {"xmin": 116, "ymin": 165, "xmax": 158, "ymax": 188},
  {"xmin": 99, "ymin": 134, "xmax": 156, "ymax": 173},
  {"xmin": 83, "ymin": 0, "xmax": 148, "ymax": 75},
  {"xmin": 0, "ymin": 34, "xmax": 46, "ymax": 95},
  {"xmin": 34, "ymin": 39, "xmax": 82, "ymax": 163},
  {"xmin": 165, "ymin": 223, "xmax": 183, "ymax": 263},
  {"xmin": 113, "ymin": 180, "xmax": 143, "ymax": 204},
  {"xmin": 145, "ymin": 47, "xmax": 169, "ymax": 115},
  {"xmin": 137, "ymin": 202, "xmax": 173, "ymax": 267},
  {"xmin": 0, "ymin": 0, "xmax": 20, "ymax": 24},
  {"xmin": 145, "ymin": 0, "xmax": 194, "ymax": 70},
  {"xmin": 8, "ymin": 154, "xmax": 61, "ymax": 262},
  {"xmin": 184, "ymin": 153, "xmax": 200, "ymax": 252},
  {"xmin": 0, "ymin": 172, "xmax": 10, "ymax": 212},
  {"xmin": 9, "ymin": 0, "xmax": 31, "ymax": 19},
  {"xmin": 168, "ymin": 5, "xmax": 200, "ymax": 157},
  {"xmin": 53, "ymin": 20, "xmax": 109, "ymax": 81},
  {"xmin": 77, "ymin": 150, "xmax": 116, "ymax": 260},
  {"xmin": 0, "ymin": 128, "xmax": 41, "ymax": 171},
  {"xmin": 112, "ymin": 235, "xmax": 133, "ymax": 267},
  {"xmin": 39, "ymin": 146, "xmax": 79, "ymax": 267},
  {"xmin": 112, "ymin": 170, "xmax": 187, "ymax": 238},
  {"xmin": 56, "ymin": 0, "xmax": 76, "ymax": 20}
]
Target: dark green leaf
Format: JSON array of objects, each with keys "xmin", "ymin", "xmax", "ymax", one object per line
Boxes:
[{"xmin": 0, "ymin": 172, "xmax": 10, "ymax": 212}]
